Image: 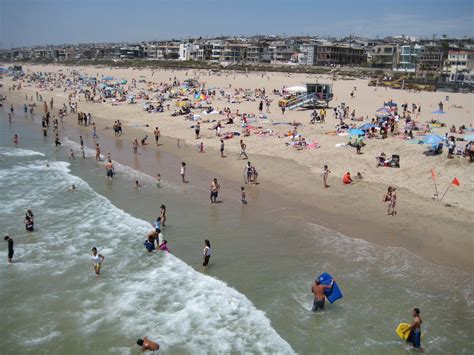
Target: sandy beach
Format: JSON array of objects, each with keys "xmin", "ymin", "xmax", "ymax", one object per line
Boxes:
[{"xmin": 2, "ymin": 63, "xmax": 473, "ymax": 272}]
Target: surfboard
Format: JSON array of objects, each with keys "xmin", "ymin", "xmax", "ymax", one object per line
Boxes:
[
  {"xmin": 318, "ymin": 272, "xmax": 343, "ymax": 304},
  {"xmin": 396, "ymin": 323, "xmax": 411, "ymax": 341}
]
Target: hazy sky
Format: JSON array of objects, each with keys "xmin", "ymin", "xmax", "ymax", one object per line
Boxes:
[{"xmin": 1, "ymin": 0, "xmax": 473, "ymax": 48}]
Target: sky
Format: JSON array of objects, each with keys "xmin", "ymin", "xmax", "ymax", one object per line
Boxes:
[{"xmin": 0, "ymin": 0, "xmax": 473, "ymax": 48}]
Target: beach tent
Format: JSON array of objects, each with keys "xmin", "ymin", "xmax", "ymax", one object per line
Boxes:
[
  {"xmin": 287, "ymin": 85, "xmax": 307, "ymax": 94},
  {"xmin": 348, "ymin": 128, "xmax": 365, "ymax": 136},
  {"xmin": 359, "ymin": 123, "xmax": 376, "ymax": 131},
  {"xmin": 103, "ymin": 76, "xmax": 114, "ymax": 81},
  {"xmin": 421, "ymin": 134, "xmax": 444, "ymax": 145}
]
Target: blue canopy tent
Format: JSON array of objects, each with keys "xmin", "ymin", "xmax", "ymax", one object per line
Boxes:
[
  {"xmin": 431, "ymin": 109, "xmax": 447, "ymax": 122},
  {"xmin": 420, "ymin": 134, "xmax": 444, "ymax": 145},
  {"xmin": 348, "ymin": 128, "xmax": 365, "ymax": 136},
  {"xmin": 359, "ymin": 123, "xmax": 376, "ymax": 131}
]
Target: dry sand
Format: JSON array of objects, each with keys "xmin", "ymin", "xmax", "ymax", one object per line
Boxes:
[{"xmin": 3, "ymin": 63, "xmax": 473, "ymax": 271}]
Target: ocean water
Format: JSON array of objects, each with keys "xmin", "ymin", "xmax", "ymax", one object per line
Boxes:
[{"xmin": 1, "ymin": 107, "xmax": 473, "ymax": 354}]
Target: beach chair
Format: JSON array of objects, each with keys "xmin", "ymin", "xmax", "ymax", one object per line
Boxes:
[
  {"xmin": 425, "ymin": 143, "xmax": 443, "ymax": 156},
  {"xmin": 390, "ymin": 154, "xmax": 400, "ymax": 168}
]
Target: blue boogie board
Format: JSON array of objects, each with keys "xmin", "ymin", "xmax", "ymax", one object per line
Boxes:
[{"xmin": 318, "ymin": 272, "xmax": 343, "ymax": 304}]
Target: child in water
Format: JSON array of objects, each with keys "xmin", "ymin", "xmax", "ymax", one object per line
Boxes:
[
  {"xmin": 241, "ymin": 187, "xmax": 247, "ymax": 204},
  {"xmin": 91, "ymin": 247, "xmax": 105, "ymax": 275},
  {"xmin": 156, "ymin": 174, "xmax": 161, "ymax": 188}
]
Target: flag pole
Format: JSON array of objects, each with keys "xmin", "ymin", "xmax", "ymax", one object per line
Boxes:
[
  {"xmin": 440, "ymin": 184, "xmax": 452, "ymax": 202},
  {"xmin": 431, "ymin": 169, "xmax": 439, "ymax": 201}
]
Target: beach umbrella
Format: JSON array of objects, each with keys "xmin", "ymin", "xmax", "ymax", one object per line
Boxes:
[
  {"xmin": 359, "ymin": 123, "xmax": 376, "ymax": 131},
  {"xmin": 348, "ymin": 128, "xmax": 365, "ymax": 136},
  {"xmin": 421, "ymin": 134, "xmax": 444, "ymax": 145},
  {"xmin": 431, "ymin": 110, "xmax": 447, "ymax": 115},
  {"xmin": 103, "ymin": 76, "xmax": 113, "ymax": 81}
]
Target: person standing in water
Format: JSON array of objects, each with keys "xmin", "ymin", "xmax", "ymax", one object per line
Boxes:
[
  {"xmin": 156, "ymin": 174, "xmax": 161, "ymax": 188},
  {"xmin": 4, "ymin": 236, "xmax": 14, "ymax": 263},
  {"xmin": 240, "ymin": 186, "xmax": 247, "ymax": 204},
  {"xmin": 160, "ymin": 205, "xmax": 167, "ymax": 227},
  {"xmin": 91, "ymin": 247, "xmax": 105, "ymax": 275},
  {"xmin": 136, "ymin": 337, "xmax": 160, "ymax": 351},
  {"xmin": 210, "ymin": 178, "xmax": 220, "ymax": 203},
  {"xmin": 404, "ymin": 308, "xmax": 423, "ymax": 351},
  {"xmin": 133, "ymin": 138, "xmax": 139, "ymax": 155},
  {"xmin": 180, "ymin": 162, "xmax": 187, "ymax": 184},
  {"xmin": 95, "ymin": 143, "xmax": 101, "ymax": 161},
  {"xmin": 311, "ymin": 277, "xmax": 334, "ymax": 312},
  {"xmin": 105, "ymin": 159, "xmax": 114, "ymax": 180},
  {"xmin": 203, "ymin": 239, "xmax": 211, "ymax": 267},
  {"xmin": 154, "ymin": 127, "xmax": 161, "ymax": 146}
]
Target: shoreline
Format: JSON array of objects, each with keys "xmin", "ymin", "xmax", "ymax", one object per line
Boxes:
[{"xmin": 3, "ymin": 66, "xmax": 474, "ymax": 272}]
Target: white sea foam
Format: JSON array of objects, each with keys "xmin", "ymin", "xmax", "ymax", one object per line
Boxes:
[
  {"xmin": 0, "ymin": 146, "xmax": 45, "ymax": 157},
  {"xmin": 0, "ymin": 157, "xmax": 294, "ymax": 354}
]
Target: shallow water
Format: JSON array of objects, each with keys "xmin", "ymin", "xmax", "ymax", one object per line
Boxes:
[{"xmin": 0, "ymin": 108, "xmax": 473, "ymax": 354}]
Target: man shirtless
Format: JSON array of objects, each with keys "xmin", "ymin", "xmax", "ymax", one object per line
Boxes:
[
  {"xmin": 210, "ymin": 178, "xmax": 220, "ymax": 203},
  {"xmin": 105, "ymin": 159, "xmax": 114, "ymax": 180},
  {"xmin": 311, "ymin": 278, "xmax": 334, "ymax": 312},
  {"xmin": 136, "ymin": 337, "xmax": 160, "ymax": 351},
  {"xmin": 405, "ymin": 308, "xmax": 423, "ymax": 351}
]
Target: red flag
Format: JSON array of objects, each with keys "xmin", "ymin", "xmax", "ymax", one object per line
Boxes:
[
  {"xmin": 431, "ymin": 169, "xmax": 436, "ymax": 180},
  {"xmin": 452, "ymin": 177, "xmax": 460, "ymax": 186}
]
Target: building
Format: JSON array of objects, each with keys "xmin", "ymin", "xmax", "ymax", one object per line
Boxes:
[
  {"xmin": 394, "ymin": 44, "xmax": 422, "ymax": 72},
  {"xmin": 246, "ymin": 43, "xmax": 271, "ymax": 63},
  {"xmin": 269, "ymin": 41, "xmax": 296, "ymax": 64},
  {"xmin": 299, "ymin": 44, "xmax": 317, "ymax": 66},
  {"xmin": 119, "ymin": 45, "xmax": 144, "ymax": 59},
  {"xmin": 315, "ymin": 44, "xmax": 366, "ymax": 66},
  {"xmin": 220, "ymin": 43, "xmax": 248, "ymax": 62},
  {"xmin": 443, "ymin": 49, "xmax": 474, "ymax": 73},
  {"xmin": 370, "ymin": 44, "xmax": 398, "ymax": 68},
  {"xmin": 418, "ymin": 43, "xmax": 444, "ymax": 73}
]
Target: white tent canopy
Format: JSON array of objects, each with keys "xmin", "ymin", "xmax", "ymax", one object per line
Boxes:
[{"xmin": 286, "ymin": 85, "xmax": 307, "ymax": 93}]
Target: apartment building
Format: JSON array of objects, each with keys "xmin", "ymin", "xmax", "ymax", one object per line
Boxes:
[
  {"xmin": 315, "ymin": 44, "xmax": 366, "ymax": 66},
  {"xmin": 370, "ymin": 44, "xmax": 398, "ymax": 68},
  {"xmin": 418, "ymin": 43, "xmax": 444, "ymax": 72}
]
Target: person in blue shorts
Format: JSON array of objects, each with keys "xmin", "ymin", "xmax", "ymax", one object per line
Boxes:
[{"xmin": 405, "ymin": 308, "xmax": 423, "ymax": 351}]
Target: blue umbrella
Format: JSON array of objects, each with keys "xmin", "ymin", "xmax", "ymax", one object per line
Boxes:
[
  {"xmin": 103, "ymin": 76, "xmax": 113, "ymax": 81},
  {"xmin": 359, "ymin": 123, "xmax": 376, "ymax": 131},
  {"xmin": 348, "ymin": 128, "xmax": 365, "ymax": 136},
  {"xmin": 431, "ymin": 110, "xmax": 447, "ymax": 114},
  {"xmin": 421, "ymin": 134, "xmax": 444, "ymax": 145}
]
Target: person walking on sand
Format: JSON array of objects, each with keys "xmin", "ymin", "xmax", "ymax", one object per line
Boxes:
[
  {"xmin": 91, "ymin": 247, "xmax": 105, "ymax": 275},
  {"xmin": 133, "ymin": 138, "xmax": 139, "ymax": 155},
  {"xmin": 403, "ymin": 308, "xmax": 423, "ymax": 352},
  {"xmin": 239, "ymin": 140, "xmax": 248, "ymax": 160},
  {"xmin": 154, "ymin": 127, "xmax": 161, "ymax": 146},
  {"xmin": 210, "ymin": 178, "xmax": 220, "ymax": 203},
  {"xmin": 203, "ymin": 239, "xmax": 211, "ymax": 267},
  {"xmin": 390, "ymin": 188, "xmax": 397, "ymax": 216},
  {"xmin": 323, "ymin": 165, "xmax": 331, "ymax": 188},
  {"xmin": 4, "ymin": 236, "xmax": 14, "ymax": 264},
  {"xmin": 311, "ymin": 277, "xmax": 335, "ymax": 312},
  {"xmin": 220, "ymin": 139, "xmax": 225, "ymax": 158},
  {"xmin": 195, "ymin": 122, "xmax": 201, "ymax": 139},
  {"xmin": 180, "ymin": 162, "xmax": 187, "ymax": 184}
]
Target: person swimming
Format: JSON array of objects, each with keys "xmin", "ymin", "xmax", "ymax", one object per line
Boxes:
[
  {"xmin": 24, "ymin": 215, "xmax": 34, "ymax": 232},
  {"xmin": 91, "ymin": 247, "xmax": 105, "ymax": 275},
  {"xmin": 136, "ymin": 337, "xmax": 160, "ymax": 351}
]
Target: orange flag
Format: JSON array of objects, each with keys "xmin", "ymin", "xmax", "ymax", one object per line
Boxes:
[
  {"xmin": 431, "ymin": 169, "xmax": 436, "ymax": 180},
  {"xmin": 452, "ymin": 177, "xmax": 460, "ymax": 186}
]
